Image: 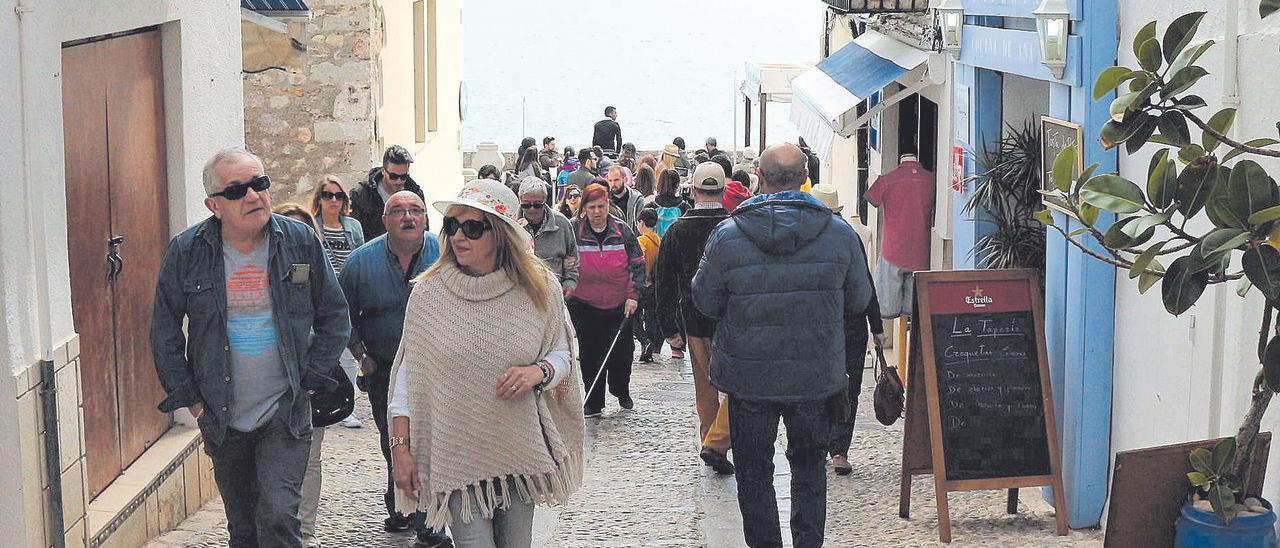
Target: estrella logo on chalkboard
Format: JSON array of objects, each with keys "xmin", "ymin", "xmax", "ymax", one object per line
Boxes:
[{"xmin": 964, "ymin": 286, "xmax": 994, "ymax": 308}]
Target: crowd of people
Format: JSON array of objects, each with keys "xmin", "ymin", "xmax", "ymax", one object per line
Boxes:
[{"xmin": 149, "ymin": 103, "xmax": 880, "ymax": 548}]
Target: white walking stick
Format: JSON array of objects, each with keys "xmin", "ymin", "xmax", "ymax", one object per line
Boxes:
[{"xmin": 585, "ymin": 317, "xmax": 631, "ymax": 400}]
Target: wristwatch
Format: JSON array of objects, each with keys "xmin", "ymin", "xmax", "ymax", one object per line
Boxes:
[{"xmin": 388, "ymin": 436, "xmax": 409, "ymax": 450}]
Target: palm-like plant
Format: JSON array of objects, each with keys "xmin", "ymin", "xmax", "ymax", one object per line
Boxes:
[{"xmin": 963, "ymin": 121, "xmax": 1047, "ymax": 274}]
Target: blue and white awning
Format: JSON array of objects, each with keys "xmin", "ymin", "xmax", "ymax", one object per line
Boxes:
[{"xmin": 791, "ymin": 30, "xmax": 931, "ymax": 160}]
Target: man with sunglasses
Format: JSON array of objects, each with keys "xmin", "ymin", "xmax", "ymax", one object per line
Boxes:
[
  {"xmin": 517, "ymin": 177, "xmax": 578, "ymax": 293},
  {"xmin": 351, "ymin": 145, "xmax": 427, "ymax": 241},
  {"xmin": 151, "ymin": 147, "xmax": 351, "ymax": 547},
  {"xmin": 338, "ymin": 191, "xmax": 451, "ymax": 547}
]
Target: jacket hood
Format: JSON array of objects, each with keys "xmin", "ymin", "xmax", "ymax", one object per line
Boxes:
[{"xmin": 731, "ymin": 191, "xmax": 833, "ymax": 255}]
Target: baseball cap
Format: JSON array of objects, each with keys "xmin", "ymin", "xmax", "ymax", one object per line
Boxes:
[{"xmin": 691, "ymin": 162, "xmax": 726, "ymax": 191}]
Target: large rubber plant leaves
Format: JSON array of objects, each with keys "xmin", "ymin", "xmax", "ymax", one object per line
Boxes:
[
  {"xmin": 1265, "ymin": 336, "xmax": 1280, "ymax": 393},
  {"xmin": 1243, "ymin": 244, "xmax": 1280, "ymax": 302},
  {"xmin": 1162, "ymin": 255, "xmax": 1210, "ymax": 315}
]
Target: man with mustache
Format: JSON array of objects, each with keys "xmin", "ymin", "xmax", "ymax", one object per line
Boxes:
[
  {"xmin": 351, "ymin": 145, "xmax": 428, "ymax": 240},
  {"xmin": 338, "ymin": 191, "xmax": 450, "ymax": 546}
]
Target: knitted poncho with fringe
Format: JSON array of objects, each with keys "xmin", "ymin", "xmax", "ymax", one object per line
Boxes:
[{"xmin": 389, "ymin": 262, "xmax": 584, "ymax": 529}]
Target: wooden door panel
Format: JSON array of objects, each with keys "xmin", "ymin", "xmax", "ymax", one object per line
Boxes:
[
  {"xmin": 61, "ymin": 39, "xmax": 122, "ymax": 499},
  {"xmin": 103, "ymin": 30, "xmax": 172, "ymax": 468}
]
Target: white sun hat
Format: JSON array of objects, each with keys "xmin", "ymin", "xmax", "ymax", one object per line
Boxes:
[{"xmin": 432, "ymin": 179, "xmax": 531, "ymax": 243}]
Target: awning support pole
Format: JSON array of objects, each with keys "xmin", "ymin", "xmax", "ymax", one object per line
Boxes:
[
  {"xmin": 744, "ymin": 94, "xmax": 752, "ymax": 148},
  {"xmin": 759, "ymin": 93, "xmax": 767, "ymax": 153}
]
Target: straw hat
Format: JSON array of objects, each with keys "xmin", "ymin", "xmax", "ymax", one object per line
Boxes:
[
  {"xmin": 811, "ymin": 184, "xmax": 843, "ymax": 213},
  {"xmin": 662, "ymin": 143, "xmax": 681, "ymax": 158},
  {"xmin": 432, "ymin": 179, "xmax": 530, "ymax": 243}
]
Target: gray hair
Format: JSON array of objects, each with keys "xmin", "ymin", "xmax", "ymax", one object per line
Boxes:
[
  {"xmin": 202, "ymin": 147, "xmax": 265, "ymax": 195},
  {"xmin": 517, "ymin": 177, "xmax": 549, "ymax": 199},
  {"xmin": 383, "ymin": 190, "xmax": 424, "ymax": 215}
]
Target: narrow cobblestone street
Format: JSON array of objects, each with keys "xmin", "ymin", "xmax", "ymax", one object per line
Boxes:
[{"xmin": 148, "ymin": 350, "xmax": 1104, "ymax": 547}]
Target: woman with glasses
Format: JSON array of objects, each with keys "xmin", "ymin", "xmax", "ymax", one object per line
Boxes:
[
  {"xmin": 570, "ymin": 183, "xmax": 645, "ymax": 417},
  {"xmin": 311, "ymin": 175, "xmax": 366, "ymax": 276},
  {"xmin": 556, "ymin": 186, "xmax": 582, "ymax": 219},
  {"xmin": 388, "ymin": 179, "xmax": 584, "ymax": 547}
]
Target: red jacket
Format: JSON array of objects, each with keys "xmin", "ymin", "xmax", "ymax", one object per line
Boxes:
[
  {"xmin": 722, "ymin": 180, "xmax": 752, "ymax": 212},
  {"xmin": 570, "ymin": 216, "xmax": 645, "ymax": 310}
]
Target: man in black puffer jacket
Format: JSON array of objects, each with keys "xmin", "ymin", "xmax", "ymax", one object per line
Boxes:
[{"xmin": 349, "ymin": 145, "xmax": 427, "ymax": 240}]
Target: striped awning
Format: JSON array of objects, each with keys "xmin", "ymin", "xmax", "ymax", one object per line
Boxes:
[{"xmin": 241, "ymin": 0, "xmax": 310, "ymax": 17}]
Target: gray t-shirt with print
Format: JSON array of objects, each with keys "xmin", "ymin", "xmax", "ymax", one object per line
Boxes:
[{"xmin": 223, "ymin": 237, "xmax": 290, "ymax": 432}]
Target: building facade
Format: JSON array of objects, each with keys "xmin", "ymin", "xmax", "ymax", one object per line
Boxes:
[{"xmin": 1, "ymin": 2, "xmax": 245, "ymax": 546}]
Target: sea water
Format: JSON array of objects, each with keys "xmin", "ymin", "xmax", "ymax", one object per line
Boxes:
[{"xmin": 461, "ymin": 0, "xmax": 824, "ymax": 151}]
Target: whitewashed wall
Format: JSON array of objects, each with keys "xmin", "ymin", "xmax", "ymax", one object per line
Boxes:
[{"xmin": 1110, "ymin": 0, "xmax": 1280, "ymax": 512}]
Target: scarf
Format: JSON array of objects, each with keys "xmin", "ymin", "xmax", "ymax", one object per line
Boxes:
[{"xmin": 389, "ymin": 262, "xmax": 584, "ymax": 529}]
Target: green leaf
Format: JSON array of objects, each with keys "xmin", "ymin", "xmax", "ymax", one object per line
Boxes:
[
  {"xmin": 1133, "ymin": 21, "xmax": 1158, "ymax": 61},
  {"xmin": 1093, "ymin": 66, "xmax": 1135, "ymax": 100},
  {"xmin": 1222, "ymin": 138, "xmax": 1280, "ymax": 164},
  {"xmin": 1209, "ymin": 483, "xmax": 1240, "ymax": 525},
  {"xmin": 1202, "ymin": 108, "xmax": 1238, "ymax": 153},
  {"xmin": 1123, "ymin": 211, "xmax": 1173, "ymax": 239},
  {"xmin": 1052, "ymin": 146, "xmax": 1078, "ymax": 192},
  {"xmin": 1034, "ymin": 208, "xmax": 1057, "ymax": 227},
  {"xmin": 1157, "ymin": 111, "xmax": 1192, "ymax": 147},
  {"xmin": 1168, "ymin": 40, "xmax": 1215, "ymax": 80},
  {"xmin": 1228, "ymin": 160, "xmax": 1279, "ymax": 222},
  {"xmin": 1163, "ymin": 66, "xmax": 1210, "ymax": 99},
  {"xmin": 1138, "ymin": 264, "xmax": 1163, "ymax": 294},
  {"xmin": 1176, "ymin": 160, "xmax": 1218, "ymax": 217},
  {"xmin": 1211, "ymin": 438, "xmax": 1236, "ymax": 476},
  {"xmin": 1138, "ymin": 37, "xmax": 1164, "ymax": 72},
  {"xmin": 1081, "ymin": 175, "xmax": 1147, "ymax": 214},
  {"xmin": 1079, "ymin": 203, "xmax": 1100, "ymax": 227},
  {"xmin": 1180, "ymin": 144, "xmax": 1207, "ymax": 164},
  {"xmin": 1126, "ymin": 116, "xmax": 1160, "ymax": 155},
  {"xmin": 1101, "ymin": 112, "xmax": 1153, "ymax": 151},
  {"xmin": 1130, "ymin": 241, "xmax": 1167, "ymax": 279},
  {"xmin": 1172, "ymin": 95, "xmax": 1209, "ymax": 111},
  {"xmin": 1190, "ymin": 447, "xmax": 1214, "ymax": 474},
  {"xmin": 1198, "ymin": 228, "xmax": 1248, "ymax": 257},
  {"xmin": 1163, "ymin": 255, "xmax": 1210, "ymax": 315},
  {"xmin": 1188, "ymin": 471, "xmax": 1210, "ymax": 488},
  {"xmin": 1105, "ymin": 217, "xmax": 1154, "ymax": 248},
  {"xmin": 1249, "ymin": 205, "xmax": 1280, "ymax": 226},
  {"xmin": 1265, "ymin": 335, "xmax": 1280, "ymax": 392},
  {"xmin": 1263, "ymin": 0, "xmax": 1280, "ymax": 18},
  {"xmin": 1238, "ymin": 277, "xmax": 1253, "ymax": 297},
  {"xmin": 1243, "ymin": 244, "xmax": 1280, "ymax": 301},
  {"xmin": 1207, "ymin": 167, "xmax": 1249, "ymax": 229},
  {"xmin": 1163, "ymin": 12, "xmax": 1207, "ymax": 63},
  {"xmin": 1151, "ymin": 158, "xmax": 1179, "ymax": 209},
  {"xmin": 1068, "ymin": 228, "xmax": 1089, "ymax": 237}
]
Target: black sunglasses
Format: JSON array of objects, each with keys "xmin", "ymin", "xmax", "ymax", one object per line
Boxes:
[
  {"xmin": 210, "ymin": 175, "xmax": 271, "ymax": 200},
  {"xmin": 320, "ymin": 191, "xmax": 347, "ymax": 201},
  {"xmin": 520, "ymin": 202, "xmax": 545, "ymax": 209},
  {"xmin": 384, "ymin": 170, "xmax": 408, "ymax": 181},
  {"xmin": 443, "ymin": 217, "xmax": 493, "ymax": 240}
]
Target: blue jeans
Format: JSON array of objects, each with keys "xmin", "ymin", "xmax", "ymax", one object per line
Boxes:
[
  {"xmin": 206, "ymin": 403, "xmax": 312, "ymax": 548},
  {"xmin": 729, "ymin": 397, "xmax": 830, "ymax": 548}
]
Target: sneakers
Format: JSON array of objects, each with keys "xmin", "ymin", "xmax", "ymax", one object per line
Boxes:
[
  {"xmin": 670, "ymin": 347, "xmax": 685, "ymax": 359},
  {"xmin": 584, "ymin": 406, "xmax": 603, "ymax": 418},
  {"xmin": 384, "ymin": 514, "xmax": 413, "ymax": 533},
  {"xmin": 832, "ymin": 454, "xmax": 852, "ymax": 476},
  {"xmin": 414, "ymin": 531, "xmax": 454, "ymax": 548},
  {"xmin": 338, "ymin": 415, "xmax": 363, "ymax": 428},
  {"xmin": 700, "ymin": 447, "xmax": 735, "ymax": 475},
  {"xmin": 639, "ymin": 345, "xmax": 654, "ymax": 363},
  {"xmin": 302, "ymin": 533, "xmax": 321, "ymax": 548},
  {"xmin": 618, "ymin": 396, "xmax": 634, "ymax": 410}
]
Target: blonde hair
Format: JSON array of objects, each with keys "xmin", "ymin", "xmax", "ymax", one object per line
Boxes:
[
  {"xmin": 310, "ymin": 175, "xmax": 351, "ymax": 219},
  {"xmin": 419, "ymin": 205, "xmax": 552, "ymax": 312}
]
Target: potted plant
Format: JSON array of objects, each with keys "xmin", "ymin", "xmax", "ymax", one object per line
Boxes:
[
  {"xmin": 1037, "ymin": 4, "xmax": 1280, "ymax": 545},
  {"xmin": 963, "ymin": 120, "xmax": 1048, "ymax": 275}
]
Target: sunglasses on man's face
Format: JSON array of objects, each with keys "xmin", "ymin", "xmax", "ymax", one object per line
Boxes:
[
  {"xmin": 320, "ymin": 191, "xmax": 347, "ymax": 201},
  {"xmin": 443, "ymin": 217, "xmax": 493, "ymax": 240},
  {"xmin": 210, "ymin": 175, "xmax": 271, "ymax": 200},
  {"xmin": 520, "ymin": 202, "xmax": 545, "ymax": 210},
  {"xmin": 384, "ymin": 170, "xmax": 408, "ymax": 181}
]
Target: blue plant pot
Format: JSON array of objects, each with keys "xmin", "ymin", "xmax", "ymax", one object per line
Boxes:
[{"xmin": 1174, "ymin": 498, "xmax": 1279, "ymax": 548}]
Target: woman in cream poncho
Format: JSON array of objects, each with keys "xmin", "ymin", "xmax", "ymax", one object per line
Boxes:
[{"xmin": 388, "ymin": 179, "xmax": 584, "ymax": 547}]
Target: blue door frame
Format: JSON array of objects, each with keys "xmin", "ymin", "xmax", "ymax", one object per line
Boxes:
[{"xmin": 949, "ymin": 0, "xmax": 1117, "ymax": 529}]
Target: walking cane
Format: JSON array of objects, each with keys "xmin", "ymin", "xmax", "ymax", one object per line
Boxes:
[{"xmin": 585, "ymin": 316, "xmax": 632, "ymax": 400}]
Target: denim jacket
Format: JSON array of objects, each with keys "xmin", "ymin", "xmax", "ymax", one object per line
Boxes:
[{"xmin": 150, "ymin": 214, "xmax": 352, "ymax": 445}]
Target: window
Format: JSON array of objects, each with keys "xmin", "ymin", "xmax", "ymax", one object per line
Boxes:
[{"xmin": 413, "ymin": 0, "xmax": 438, "ymax": 141}]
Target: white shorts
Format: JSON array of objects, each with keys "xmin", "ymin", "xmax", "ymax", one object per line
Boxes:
[{"xmin": 874, "ymin": 259, "xmax": 914, "ymax": 319}]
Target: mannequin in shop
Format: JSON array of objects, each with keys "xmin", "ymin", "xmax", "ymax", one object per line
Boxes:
[{"xmin": 865, "ymin": 153, "xmax": 934, "ymax": 368}]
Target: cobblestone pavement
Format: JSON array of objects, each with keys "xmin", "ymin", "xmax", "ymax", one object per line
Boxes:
[{"xmin": 148, "ymin": 349, "xmax": 1104, "ymax": 547}]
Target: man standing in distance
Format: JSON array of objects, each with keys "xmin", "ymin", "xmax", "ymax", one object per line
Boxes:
[
  {"xmin": 704, "ymin": 137, "xmax": 720, "ymax": 159},
  {"xmin": 693, "ymin": 143, "xmax": 873, "ymax": 548},
  {"xmin": 538, "ymin": 136, "xmax": 560, "ymax": 170},
  {"xmin": 655, "ymin": 162, "xmax": 734, "ymax": 474},
  {"xmin": 350, "ymin": 145, "xmax": 427, "ymax": 240},
  {"xmin": 151, "ymin": 147, "xmax": 351, "ymax": 547},
  {"xmin": 338, "ymin": 191, "xmax": 450, "ymax": 546},
  {"xmin": 592, "ymin": 106, "xmax": 622, "ymax": 157}
]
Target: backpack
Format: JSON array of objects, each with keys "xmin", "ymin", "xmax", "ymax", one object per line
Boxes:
[{"xmin": 654, "ymin": 205, "xmax": 682, "ymax": 237}]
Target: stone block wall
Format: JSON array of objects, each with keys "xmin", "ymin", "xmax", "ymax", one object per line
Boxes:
[{"xmin": 244, "ymin": 0, "xmax": 380, "ymax": 207}]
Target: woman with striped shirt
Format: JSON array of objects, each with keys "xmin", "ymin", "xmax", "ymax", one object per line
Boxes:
[{"xmin": 311, "ymin": 175, "xmax": 366, "ymax": 275}]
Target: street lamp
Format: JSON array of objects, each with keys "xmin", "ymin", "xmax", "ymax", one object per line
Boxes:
[
  {"xmin": 1033, "ymin": 0, "xmax": 1070, "ymax": 79},
  {"xmin": 933, "ymin": 0, "xmax": 964, "ymax": 55}
]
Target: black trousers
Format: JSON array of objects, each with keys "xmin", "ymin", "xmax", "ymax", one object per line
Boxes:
[
  {"xmin": 569, "ymin": 300, "xmax": 634, "ymax": 411},
  {"xmin": 827, "ymin": 351, "xmax": 870, "ymax": 458},
  {"xmin": 632, "ymin": 285, "xmax": 663, "ymax": 351}
]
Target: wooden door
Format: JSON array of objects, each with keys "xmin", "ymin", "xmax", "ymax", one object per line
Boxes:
[{"xmin": 63, "ymin": 29, "xmax": 172, "ymax": 499}]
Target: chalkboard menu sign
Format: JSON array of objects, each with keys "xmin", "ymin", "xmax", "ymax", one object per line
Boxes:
[
  {"xmin": 897, "ymin": 269, "xmax": 1066, "ymax": 543},
  {"xmin": 1041, "ymin": 116, "xmax": 1082, "ymax": 215}
]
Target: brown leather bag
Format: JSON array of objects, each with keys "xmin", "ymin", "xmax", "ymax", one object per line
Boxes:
[{"xmin": 873, "ymin": 342, "xmax": 904, "ymax": 426}]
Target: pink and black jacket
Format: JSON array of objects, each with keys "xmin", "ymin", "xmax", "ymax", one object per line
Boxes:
[{"xmin": 570, "ymin": 215, "xmax": 645, "ymax": 311}]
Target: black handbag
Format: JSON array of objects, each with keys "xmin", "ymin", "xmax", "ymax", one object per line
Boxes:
[
  {"xmin": 873, "ymin": 342, "xmax": 905, "ymax": 426},
  {"xmin": 311, "ymin": 364, "xmax": 355, "ymax": 428}
]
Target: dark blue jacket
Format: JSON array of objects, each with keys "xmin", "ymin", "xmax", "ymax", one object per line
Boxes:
[
  {"xmin": 150, "ymin": 214, "xmax": 352, "ymax": 445},
  {"xmin": 338, "ymin": 233, "xmax": 440, "ymax": 374},
  {"xmin": 692, "ymin": 191, "xmax": 873, "ymax": 403}
]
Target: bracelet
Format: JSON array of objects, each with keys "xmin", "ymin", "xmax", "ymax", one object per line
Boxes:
[
  {"xmin": 388, "ymin": 436, "xmax": 409, "ymax": 450},
  {"xmin": 535, "ymin": 361, "xmax": 552, "ymax": 389}
]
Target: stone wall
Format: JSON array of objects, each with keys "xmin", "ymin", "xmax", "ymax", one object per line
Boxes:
[{"xmin": 244, "ymin": 0, "xmax": 379, "ymax": 206}]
